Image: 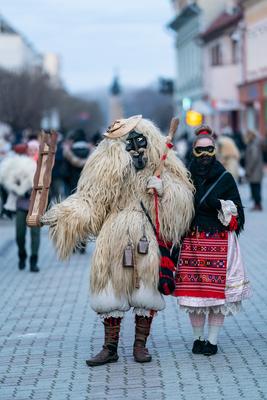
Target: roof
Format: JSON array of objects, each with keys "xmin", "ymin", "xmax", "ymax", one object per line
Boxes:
[
  {"xmin": 0, "ymin": 14, "xmax": 17, "ymax": 34},
  {"xmin": 168, "ymin": 3, "xmax": 201, "ymax": 31},
  {"xmin": 0, "ymin": 13, "xmax": 41, "ymax": 59},
  {"xmin": 200, "ymin": 10, "xmax": 243, "ymax": 42}
]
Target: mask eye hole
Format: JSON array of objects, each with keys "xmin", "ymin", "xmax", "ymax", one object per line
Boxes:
[
  {"xmin": 207, "ymin": 146, "xmax": 215, "ymax": 153},
  {"xmin": 194, "ymin": 147, "xmax": 202, "ymax": 154}
]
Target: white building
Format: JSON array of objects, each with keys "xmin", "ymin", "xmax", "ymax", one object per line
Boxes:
[
  {"xmin": 43, "ymin": 52, "xmax": 61, "ymax": 87},
  {"xmin": 0, "ymin": 14, "xmax": 42, "ymax": 72},
  {"xmin": 200, "ymin": 7, "xmax": 243, "ymax": 133}
]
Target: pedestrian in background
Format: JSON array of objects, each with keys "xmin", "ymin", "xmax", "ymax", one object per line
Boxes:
[
  {"xmin": 0, "ymin": 140, "xmax": 40, "ymax": 271},
  {"xmin": 175, "ymin": 131, "xmax": 189, "ymax": 163},
  {"xmin": 245, "ymin": 130, "xmax": 264, "ymax": 211},
  {"xmin": 16, "ymin": 140, "xmax": 40, "ymax": 271},
  {"xmin": 63, "ymin": 129, "xmax": 90, "ymax": 196},
  {"xmin": 216, "ymin": 133, "xmax": 240, "ymax": 181},
  {"xmin": 50, "ymin": 133, "xmax": 65, "ymax": 201},
  {"xmin": 62, "ymin": 129, "xmax": 90, "ymax": 253}
]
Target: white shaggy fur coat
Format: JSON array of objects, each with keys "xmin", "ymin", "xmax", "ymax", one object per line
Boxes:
[{"xmin": 44, "ymin": 119, "xmax": 194, "ymax": 316}]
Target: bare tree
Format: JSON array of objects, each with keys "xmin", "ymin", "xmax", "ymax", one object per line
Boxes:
[
  {"xmin": 0, "ymin": 68, "xmax": 104, "ymax": 136},
  {"xmin": 56, "ymin": 90, "xmax": 103, "ymax": 136},
  {"xmin": 0, "ymin": 68, "xmax": 55, "ymax": 131}
]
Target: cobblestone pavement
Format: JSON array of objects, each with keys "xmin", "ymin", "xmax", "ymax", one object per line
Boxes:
[{"xmin": 0, "ymin": 180, "xmax": 267, "ymax": 400}]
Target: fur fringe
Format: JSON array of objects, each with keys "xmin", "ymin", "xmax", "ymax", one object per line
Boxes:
[{"xmin": 45, "ymin": 118, "xmax": 195, "ymax": 298}]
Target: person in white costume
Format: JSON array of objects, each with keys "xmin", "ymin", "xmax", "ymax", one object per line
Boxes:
[{"xmin": 41, "ymin": 116, "xmax": 194, "ymax": 366}]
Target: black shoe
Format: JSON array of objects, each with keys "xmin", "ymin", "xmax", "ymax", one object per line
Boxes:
[
  {"xmin": 192, "ymin": 339, "xmax": 205, "ymax": 354},
  {"xmin": 203, "ymin": 341, "xmax": 218, "ymax": 356},
  {"xmin": 18, "ymin": 260, "xmax": 26, "ymax": 270},
  {"xmin": 30, "ymin": 255, "xmax": 39, "ymax": 272},
  {"xmin": 30, "ymin": 265, "xmax": 40, "ymax": 273}
]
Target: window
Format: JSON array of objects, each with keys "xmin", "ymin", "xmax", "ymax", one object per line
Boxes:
[
  {"xmin": 232, "ymin": 39, "xmax": 239, "ymax": 64},
  {"xmin": 210, "ymin": 44, "xmax": 223, "ymax": 66}
]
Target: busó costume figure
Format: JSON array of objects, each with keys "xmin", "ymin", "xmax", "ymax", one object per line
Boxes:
[{"xmin": 41, "ymin": 116, "xmax": 194, "ymax": 366}]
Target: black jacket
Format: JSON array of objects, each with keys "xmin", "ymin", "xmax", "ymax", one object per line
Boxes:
[{"xmin": 189, "ymin": 159, "xmax": 245, "ymax": 235}]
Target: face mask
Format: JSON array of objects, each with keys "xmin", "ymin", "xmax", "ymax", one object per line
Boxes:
[
  {"xmin": 193, "ymin": 146, "xmax": 216, "ymax": 158},
  {"xmin": 125, "ymin": 130, "xmax": 148, "ymax": 170}
]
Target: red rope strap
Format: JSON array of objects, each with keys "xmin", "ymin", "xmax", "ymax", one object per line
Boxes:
[
  {"xmin": 154, "ymin": 188, "xmax": 160, "ymax": 240},
  {"xmin": 153, "ymin": 140, "xmax": 173, "ymax": 239}
]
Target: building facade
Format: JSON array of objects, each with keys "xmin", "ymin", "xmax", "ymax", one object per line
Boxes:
[
  {"xmin": 239, "ymin": 0, "xmax": 267, "ymax": 137},
  {"xmin": 0, "ymin": 14, "xmax": 42, "ymax": 72},
  {"xmin": 43, "ymin": 53, "xmax": 61, "ymax": 88},
  {"xmin": 200, "ymin": 8, "xmax": 243, "ymax": 133},
  {"xmin": 168, "ymin": 0, "xmax": 226, "ymax": 128}
]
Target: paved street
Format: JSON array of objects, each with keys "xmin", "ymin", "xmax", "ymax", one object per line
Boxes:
[{"xmin": 0, "ymin": 180, "xmax": 267, "ymax": 400}]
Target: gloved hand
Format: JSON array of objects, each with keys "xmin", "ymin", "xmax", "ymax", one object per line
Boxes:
[
  {"xmin": 147, "ymin": 176, "xmax": 163, "ymax": 197},
  {"xmin": 40, "ymin": 208, "xmax": 57, "ymax": 226}
]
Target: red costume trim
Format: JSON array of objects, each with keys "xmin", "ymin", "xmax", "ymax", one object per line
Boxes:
[
  {"xmin": 229, "ymin": 216, "xmax": 238, "ymax": 231},
  {"xmin": 166, "ymin": 143, "xmax": 174, "ymax": 149}
]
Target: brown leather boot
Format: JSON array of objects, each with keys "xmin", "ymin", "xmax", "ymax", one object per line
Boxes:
[
  {"xmin": 86, "ymin": 317, "xmax": 121, "ymax": 367},
  {"xmin": 133, "ymin": 315, "xmax": 153, "ymax": 363}
]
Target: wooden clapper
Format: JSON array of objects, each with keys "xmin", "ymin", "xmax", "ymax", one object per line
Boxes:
[{"xmin": 27, "ymin": 131, "xmax": 57, "ymax": 227}]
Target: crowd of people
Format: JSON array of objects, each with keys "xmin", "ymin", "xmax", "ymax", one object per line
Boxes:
[
  {"xmin": 0, "ymin": 123, "xmax": 265, "ymax": 277},
  {"xmin": 0, "ymin": 127, "xmax": 101, "ymax": 271},
  {"xmin": 0, "ymin": 116, "xmax": 265, "ymax": 366}
]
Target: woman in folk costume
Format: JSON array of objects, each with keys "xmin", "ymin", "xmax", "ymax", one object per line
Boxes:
[
  {"xmin": 174, "ymin": 125, "xmax": 251, "ymax": 356},
  {"xmin": 41, "ymin": 115, "xmax": 194, "ymax": 366}
]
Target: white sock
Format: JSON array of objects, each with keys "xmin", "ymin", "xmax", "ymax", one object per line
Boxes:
[
  {"xmin": 189, "ymin": 312, "xmax": 206, "ymax": 341},
  {"xmin": 192, "ymin": 327, "xmax": 204, "ymax": 341},
  {"xmin": 208, "ymin": 325, "xmax": 222, "ymax": 345}
]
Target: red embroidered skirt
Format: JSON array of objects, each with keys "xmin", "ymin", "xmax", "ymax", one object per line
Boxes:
[{"xmin": 174, "ymin": 231, "xmax": 228, "ymax": 299}]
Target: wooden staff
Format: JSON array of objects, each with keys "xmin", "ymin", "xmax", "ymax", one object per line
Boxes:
[
  {"xmin": 148, "ymin": 117, "xmax": 179, "ymax": 195},
  {"xmin": 27, "ymin": 130, "xmax": 57, "ymax": 227},
  {"xmin": 148, "ymin": 117, "xmax": 180, "ymax": 239},
  {"xmin": 155, "ymin": 117, "xmax": 179, "ymax": 177}
]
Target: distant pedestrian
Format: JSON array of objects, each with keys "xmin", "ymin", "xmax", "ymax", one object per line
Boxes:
[
  {"xmin": 175, "ymin": 132, "xmax": 189, "ymax": 163},
  {"xmin": 63, "ymin": 129, "xmax": 90, "ymax": 196},
  {"xmin": 262, "ymin": 135, "xmax": 267, "ymax": 164},
  {"xmin": 174, "ymin": 125, "xmax": 251, "ymax": 356},
  {"xmin": 62, "ymin": 129, "xmax": 90, "ymax": 253},
  {"xmin": 232, "ymin": 130, "xmax": 246, "ymax": 167},
  {"xmin": 245, "ymin": 130, "xmax": 264, "ymax": 211},
  {"xmin": 16, "ymin": 140, "xmax": 40, "ymax": 271},
  {"xmin": 50, "ymin": 133, "xmax": 65, "ymax": 201},
  {"xmin": 217, "ymin": 134, "xmax": 240, "ymax": 181},
  {"xmin": 0, "ymin": 140, "xmax": 40, "ymax": 271}
]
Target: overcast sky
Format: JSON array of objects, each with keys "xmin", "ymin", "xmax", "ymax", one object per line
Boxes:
[{"xmin": 0, "ymin": 0, "xmax": 175, "ymax": 93}]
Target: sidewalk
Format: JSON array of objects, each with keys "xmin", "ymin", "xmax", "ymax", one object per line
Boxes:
[{"xmin": 0, "ymin": 180, "xmax": 267, "ymax": 400}]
